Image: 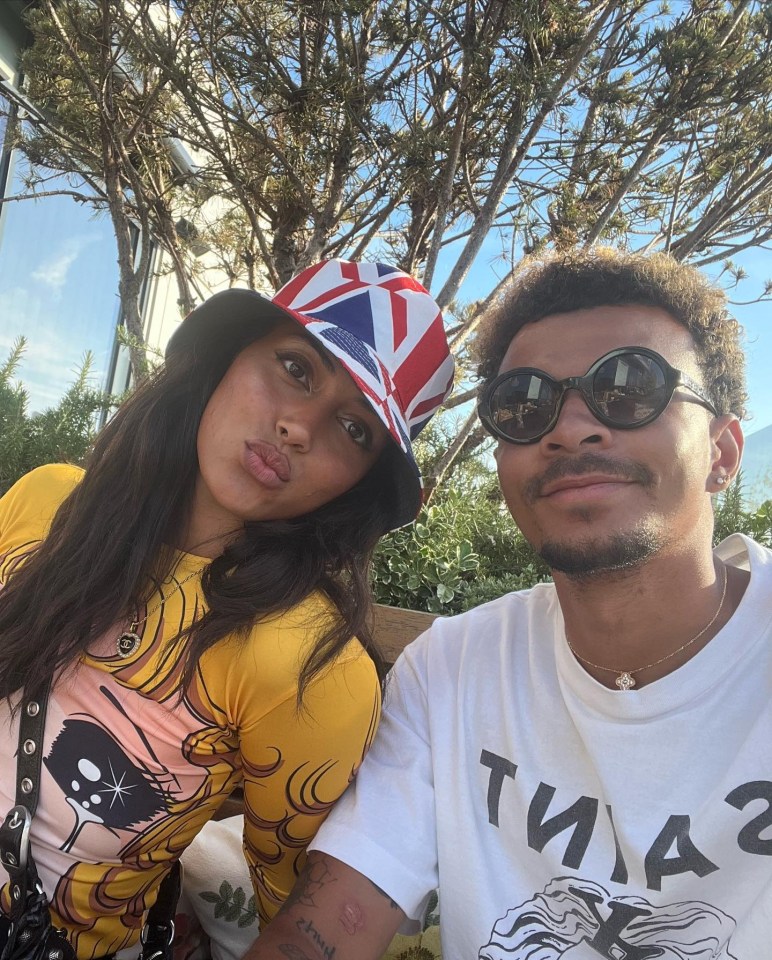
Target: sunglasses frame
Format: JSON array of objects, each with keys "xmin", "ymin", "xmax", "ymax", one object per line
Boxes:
[{"xmin": 478, "ymin": 346, "xmax": 719, "ymax": 445}]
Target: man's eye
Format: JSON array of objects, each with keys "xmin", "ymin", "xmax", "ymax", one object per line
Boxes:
[{"xmin": 341, "ymin": 417, "xmax": 370, "ymax": 448}]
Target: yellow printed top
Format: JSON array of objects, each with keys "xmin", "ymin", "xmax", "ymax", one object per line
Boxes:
[{"xmin": 0, "ymin": 465, "xmax": 380, "ymax": 958}]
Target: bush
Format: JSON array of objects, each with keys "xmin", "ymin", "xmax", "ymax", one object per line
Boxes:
[
  {"xmin": 372, "ymin": 476, "xmax": 552, "ymax": 615},
  {"xmin": 713, "ymin": 474, "xmax": 772, "ymax": 547},
  {"xmin": 0, "ymin": 338, "xmax": 112, "ymax": 495}
]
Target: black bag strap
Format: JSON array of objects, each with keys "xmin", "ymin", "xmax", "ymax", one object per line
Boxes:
[
  {"xmin": 0, "ymin": 681, "xmax": 52, "ymax": 926},
  {"xmin": 140, "ymin": 863, "xmax": 181, "ymax": 960},
  {"xmin": 14, "ymin": 684, "xmax": 51, "ymax": 815}
]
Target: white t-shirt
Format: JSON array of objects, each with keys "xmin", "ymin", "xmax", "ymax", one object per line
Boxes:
[{"xmin": 312, "ymin": 535, "xmax": 772, "ymax": 960}]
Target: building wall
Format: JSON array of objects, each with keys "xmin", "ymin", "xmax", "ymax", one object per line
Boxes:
[{"xmin": 0, "ymin": 1, "xmax": 27, "ymax": 84}]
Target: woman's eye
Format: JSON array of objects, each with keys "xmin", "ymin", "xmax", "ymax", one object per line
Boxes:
[
  {"xmin": 281, "ymin": 355, "xmax": 310, "ymax": 386},
  {"xmin": 341, "ymin": 417, "xmax": 370, "ymax": 448}
]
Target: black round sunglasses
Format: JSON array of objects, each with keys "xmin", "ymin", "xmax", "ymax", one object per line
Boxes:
[{"xmin": 477, "ymin": 346, "xmax": 718, "ymax": 445}]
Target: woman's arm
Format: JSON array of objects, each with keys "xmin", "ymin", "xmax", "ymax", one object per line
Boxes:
[
  {"xmin": 244, "ymin": 851, "xmax": 403, "ymax": 960},
  {"xmin": 238, "ymin": 647, "xmax": 380, "ymax": 924}
]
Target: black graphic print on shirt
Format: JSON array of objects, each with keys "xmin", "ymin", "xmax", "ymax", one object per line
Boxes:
[{"xmin": 479, "ymin": 877, "xmax": 738, "ymax": 960}]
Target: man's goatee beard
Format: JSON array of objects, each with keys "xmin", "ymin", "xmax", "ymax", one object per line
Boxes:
[{"xmin": 539, "ymin": 528, "xmax": 663, "ymax": 579}]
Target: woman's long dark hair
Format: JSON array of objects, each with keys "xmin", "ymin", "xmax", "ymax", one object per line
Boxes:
[{"xmin": 0, "ymin": 320, "xmax": 399, "ymax": 704}]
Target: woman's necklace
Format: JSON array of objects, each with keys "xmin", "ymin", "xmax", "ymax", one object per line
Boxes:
[
  {"xmin": 565, "ymin": 565, "xmax": 729, "ymax": 691},
  {"xmin": 116, "ymin": 569, "xmax": 201, "ymax": 658}
]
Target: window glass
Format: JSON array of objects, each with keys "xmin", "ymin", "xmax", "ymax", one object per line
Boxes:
[
  {"xmin": 0, "ymin": 155, "xmax": 121, "ymax": 412},
  {"xmin": 0, "ymin": 110, "xmax": 9, "ymax": 195}
]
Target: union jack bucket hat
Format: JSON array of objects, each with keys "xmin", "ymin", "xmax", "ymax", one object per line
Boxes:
[{"xmin": 166, "ymin": 259, "xmax": 455, "ymax": 529}]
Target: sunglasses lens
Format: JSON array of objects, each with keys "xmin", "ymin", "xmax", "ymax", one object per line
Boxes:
[
  {"xmin": 487, "ymin": 373, "xmax": 558, "ymax": 441},
  {"xmin": 592, "ymin": 353, "xmax": 668, "ymax": 424}
]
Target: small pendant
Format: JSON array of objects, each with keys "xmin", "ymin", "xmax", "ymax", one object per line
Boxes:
[
  {"xmin": 117, "ymin": 630, "xmax": 141, "ymax": 659},
  {"xmin": 615, "ymin": 671, "xmax": 636, "ymax": 691}
]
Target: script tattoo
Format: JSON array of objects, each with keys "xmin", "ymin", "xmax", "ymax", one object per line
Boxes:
[
  {"xmin": 295, "ymin": 917, "xmax": 336, "ymax": 959},
  {"xmin": 284, "ymin": 854, "xmax": 338, "ymax": 911}
]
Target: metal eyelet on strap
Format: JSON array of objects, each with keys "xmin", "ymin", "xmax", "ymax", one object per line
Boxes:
[
  {"xmin": 141, "ymin": 920, "xmax": 176, "ymax": 948},
  {"xmin": 22, "ymin": 739, "xmax": 36, "ymax": 755},
  {"xmin": 25, "ymin": 701, "xmax": 40, "ymax": 717},
  {"xmin": 20, "ymin": 777, "xmax": 34, "ymax": 794}
]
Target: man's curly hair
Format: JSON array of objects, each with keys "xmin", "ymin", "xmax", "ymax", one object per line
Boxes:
[{"xmin": 475, "ymin": 248, "xmax": 747, "ymax": 418}]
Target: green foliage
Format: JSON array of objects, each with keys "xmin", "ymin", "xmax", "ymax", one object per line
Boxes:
[
  {"xmin": 0, "ymin": 339, "xmax": 111, "ymax": 496},
  {"xmin": 14, "ymin": 0, "xmax": 772, "ymax": 301},
  {"xmin": 372, "ymin": 464, "xmax": 552, "ymax": 614},
  {"xmin": 423, "ymin": 890, "xmax": 440, "ymax": 930},
  {"xmin": 372, "ymin": 503, "xmax": 480, "ymax": 614},
  {"xmin": 713, "ymin": 473, "xmax": 772, "ymax": 547}
]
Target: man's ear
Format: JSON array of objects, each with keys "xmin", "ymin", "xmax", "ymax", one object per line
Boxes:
[{"xmin": 708, "ymin": 414, "xmax": 744, "ymax": 492}]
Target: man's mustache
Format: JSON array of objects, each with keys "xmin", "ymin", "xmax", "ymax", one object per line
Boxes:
[{"xmin": 524, "ymin": 454, "xmax": 656, "ymax": 503}]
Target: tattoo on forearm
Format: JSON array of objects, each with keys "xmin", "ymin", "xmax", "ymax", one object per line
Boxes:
[
  {"xmin": 295, "ymin": 917, "xmax": 336, "ymax": 959},
  {"xmin": 284, "ymin": 856, "xmax": 338, "ymax": 911},
  {"xmin": 338, "ymin": 901, "xmax": 364, "ymax": 935},
  {"xmin": 366, "ymin": 878, "xmax": 400, "ymax": 911},
  {"xmin": 278, "ymin": 945, "xmax": 316, "ymax": 960}
]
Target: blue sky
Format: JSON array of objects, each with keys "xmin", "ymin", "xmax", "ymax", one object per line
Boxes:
[
  {"xmin": 0, "ymin": 189, "xmax": 120, "ymax": 411},
  {"xmin": 719, "ymin": 249, "xmax": 772, "ymax": 437}
]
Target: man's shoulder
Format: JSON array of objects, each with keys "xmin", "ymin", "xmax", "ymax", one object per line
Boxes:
[
  {"xmin": 407, "ymin": 580, "xmax": 558, "ymax": 661},
  {"xmin": 716, "ymin": 531, "xmax": 772, "ymax": 572}
]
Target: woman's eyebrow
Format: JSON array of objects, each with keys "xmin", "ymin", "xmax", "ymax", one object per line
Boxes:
[
  {"xmin": 287, "ymin": 331, "xmax": 378, "ymax": 419},
  {"xmin": 288, "ymin": 332, "xmax": 336, "ymax": 373}
]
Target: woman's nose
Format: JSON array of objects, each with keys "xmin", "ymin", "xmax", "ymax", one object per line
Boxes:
[{"xmin": 276, "ymin": 402, "xmax": 324, "ymax": 451}]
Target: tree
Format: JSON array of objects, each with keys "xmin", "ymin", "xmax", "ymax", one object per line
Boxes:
[
  {"xmin": 0, "ymin": 339, "xmax": 111, "ymax": 494},
  {"xmin": 4, "ymin": 0, "xmax": 772, "ymax": 483}
]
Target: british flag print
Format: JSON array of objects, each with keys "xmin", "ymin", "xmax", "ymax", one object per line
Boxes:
[{"xmin": 273, "ymin": 260, "xmax": 455, "ymax": 470}]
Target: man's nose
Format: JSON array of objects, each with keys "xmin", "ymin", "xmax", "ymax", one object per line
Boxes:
[{"xmin": 540, "ymin": 388, "xmax": 612, "ymax": 452}]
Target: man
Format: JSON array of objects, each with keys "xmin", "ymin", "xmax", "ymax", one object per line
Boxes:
[{"xmin": 247, "ymin": 249, "xmax": 771, "ymax": 960}]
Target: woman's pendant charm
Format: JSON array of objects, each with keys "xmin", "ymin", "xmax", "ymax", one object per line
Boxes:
[
  {"xmin": 117, "ymin": 629, "xmax": 141, "ymax": 659},
  {"xmin": 615, "ymin": 671, "xmax": 636, "ymax": 691}
]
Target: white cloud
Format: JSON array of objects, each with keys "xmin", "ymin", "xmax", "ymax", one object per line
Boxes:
[
  {"xmin": 29, "ymin": 235, "xmax": 98, "ymax": 293},
  {"xmin": 0, "ymin": 286, "xmax": 104, "ymax": 413}
]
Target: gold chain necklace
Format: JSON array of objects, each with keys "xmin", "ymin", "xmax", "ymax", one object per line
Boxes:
[
  {"xmin": 565, "ymin": 565, "xmax": 728, "ymax": 691},
  {"xmin": 116, "ymin": 569, "xmax": 201, "ymax": 659}
]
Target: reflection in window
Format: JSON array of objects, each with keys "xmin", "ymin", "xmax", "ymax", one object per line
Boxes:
[{"xmin": 0, "ymin": 156, "xmax": 121, "ymax": 412}]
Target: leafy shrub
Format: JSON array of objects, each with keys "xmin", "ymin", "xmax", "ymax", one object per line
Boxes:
[
  {"xmin": 713, "ymin": 472, "xmax": 772, "ymax": 547},
  {"xmin": 372, "ymin": 472, "xmax": 552, "ymax": 614},
  {"xmin": 0, "ymin": 338, "xmax": 112, "ymax": 495},
  {"xmin": 371, "ymin": 505, "xmax": 480, "ymax": 614}
]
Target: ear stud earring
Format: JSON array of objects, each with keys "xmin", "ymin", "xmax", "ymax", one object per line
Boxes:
[{"xmin": 715, "ymin": 475, "xmax": 727, "ymax": 485}]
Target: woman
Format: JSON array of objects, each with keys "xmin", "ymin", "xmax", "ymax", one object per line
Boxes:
[{"xmin": 0, "ymin": 260, "xmax": 454, "ymax": 960}]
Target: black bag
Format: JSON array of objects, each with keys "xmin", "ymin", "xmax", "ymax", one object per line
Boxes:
[
  {"xmin": 0, "ymin": 804, "xmax": 76, "ymax": 960},
  {"xmin": 0, "ymin": 684, "xmax": 179, "ymax": 960},
  {"xmin": 0, "ymin": 681, "xmax": 75, "ymax": 960}
]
